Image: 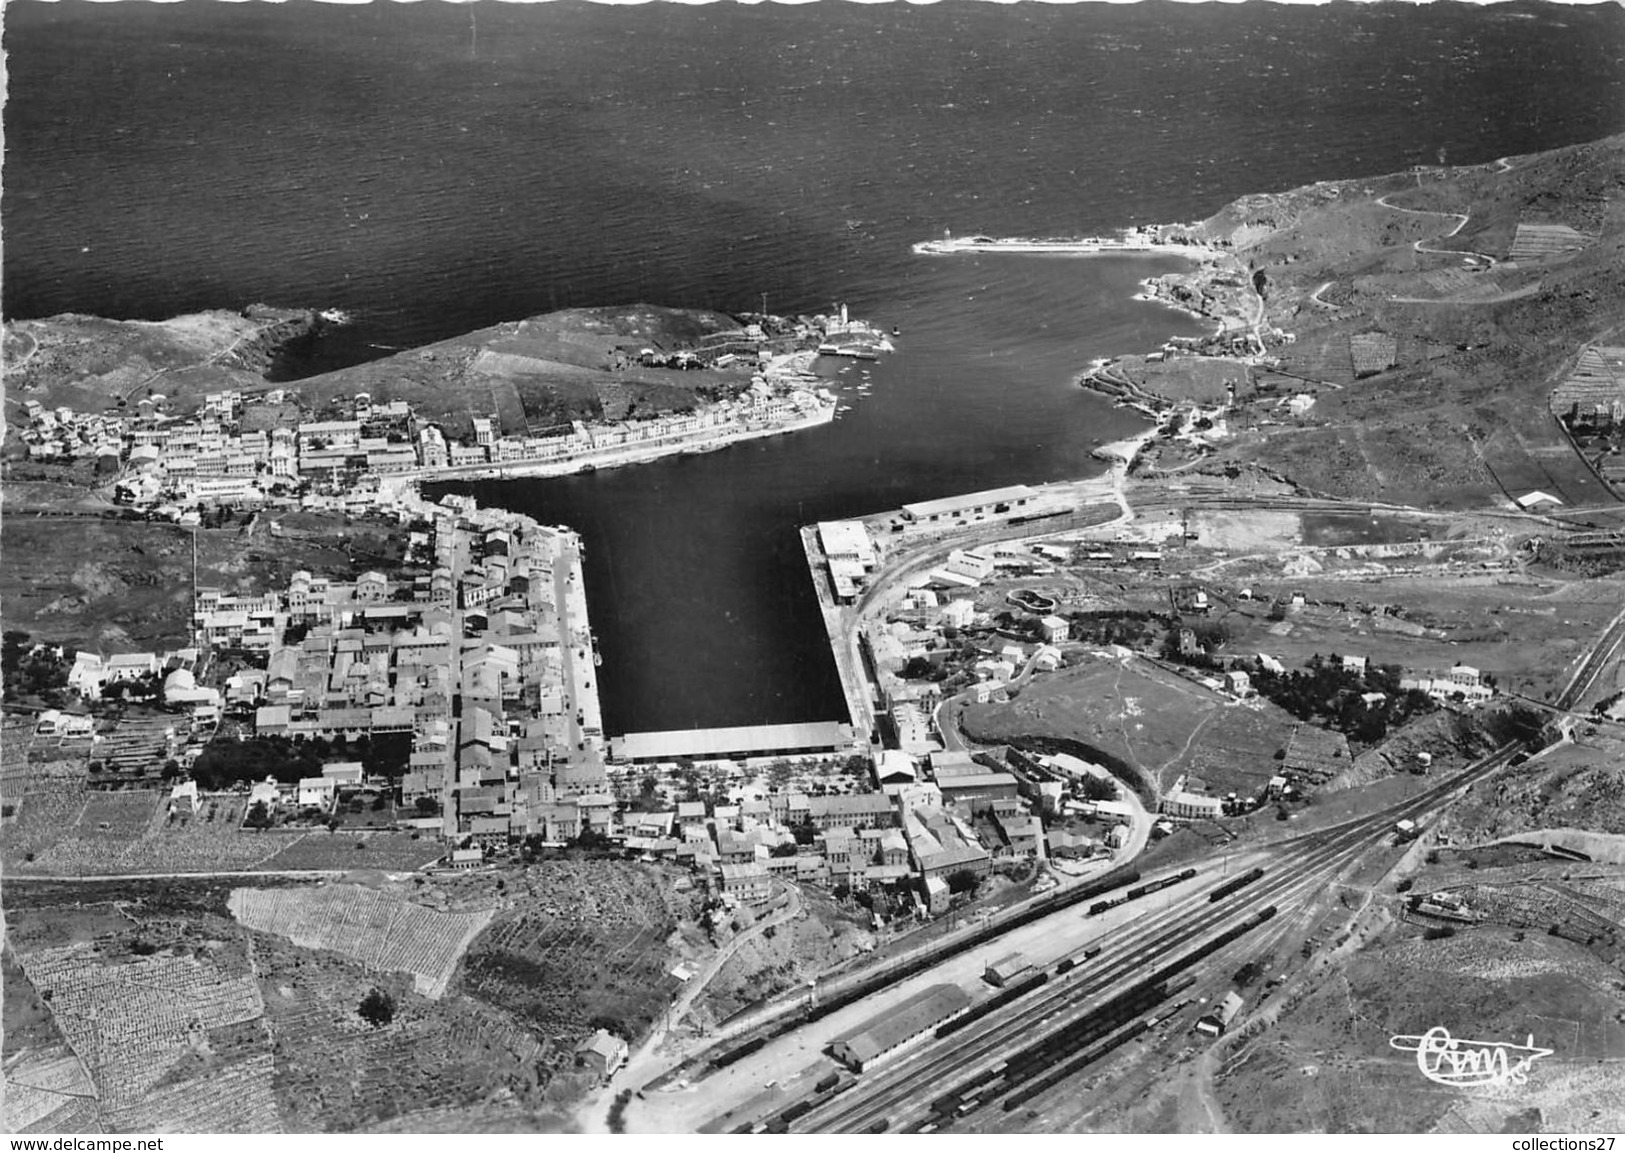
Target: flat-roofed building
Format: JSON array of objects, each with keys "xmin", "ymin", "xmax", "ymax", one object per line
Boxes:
[
  {"xmin": 1160, "ymin": 778, "xmax": 1223, "ymax": 820},
  {"xmin": 817, "ymin": 520, "xmax": 878, "ymax": 568}
]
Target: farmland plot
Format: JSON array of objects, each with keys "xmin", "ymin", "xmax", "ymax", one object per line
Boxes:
[
  {"xmin": 253, "ymin": 940, "xmax": 547, "ymax": 1132},
  {"xmin": 15, "ymin": 943, "xmax": 265, "ymax": 1110},
  {"xmin": 5, "ymin": 784, "xmax": 90, "ymax": 864},
  {"xmin": 15, "ymin": 797, "xmax": 298, "ymax": 877},
  {"xmin": 1, "ymin": 1046, "xmax": 97, "ymax": 1133},
  {"xmin": 229, "ymin": 884, "xmax": 494, "ymax": 998},
  {"xmin": 462, "ymin": 862, "xmax": 688, "ymax": 1058},
  {"xmin": 104, "ymin": 1053, "xmax": 281, "ymax": 1134},
  {"xmin": 252, "ymin": 831, "xmax": 447, "ymax": 872}
]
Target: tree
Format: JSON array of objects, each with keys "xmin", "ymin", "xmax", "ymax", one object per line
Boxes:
[
  {"xmin": 946, "ymin": 869, "xmax": 980, "ymax": 895},
  {"xmin": 414, "ymin": 795, "xmax": 441, "ymax": 816},
  {"xmin": 771, "ymin": 841, "xmax": 800, "ymax": 858},
  {"xmin": 160, "ymin": 759, "xmax": 184, "ymax": 783},
  {"xmin": 1079, "ymin": 774, "xmax": 1120, "ymax": 803},
  {"xmin": 245, "ymin": 801, "xmax": 273, "ymax": 829},
  {"xmin": 358, "ymin": 987, "xmax": 396, "ymax": 1027}
]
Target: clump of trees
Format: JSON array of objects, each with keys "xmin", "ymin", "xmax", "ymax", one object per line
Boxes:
[
  {"xmin": 1065, "ymin": 611, "xmax": 1160, "ymax": 649},
  {"xmin": 358, "ymin": 987, "xmax": 396, "ymax": 1027},
  {"xmin": 190, "ymin": 731, "xmax": 412, "ymax": 790},
  {"xmin": 1079, "ymin": 774, "xmax": 1120, "ymax": 803},
  {"xmin": 2, "ymin": 631, "xmax": 71, "ymax": 706},
  {"xmin": 1250, "ymin": 654, "xmax": 1436, "ymax": 746}
]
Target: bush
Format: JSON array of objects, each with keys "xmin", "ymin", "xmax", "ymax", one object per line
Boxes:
[
  {"xmin": 608, "ymin": 1089, "xmax": 632, "ymax": 1134},
  {"xmin": 1422, "ymin": 925, "xmax": 1456, "ymax": 941},
  {"xmin": 358, "ymin": 987, "xmax": 396, "ymax": 1027}
]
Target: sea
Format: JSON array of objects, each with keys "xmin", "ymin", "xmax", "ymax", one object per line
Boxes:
[{"xmin": 6, "ymin": 1, "xmax": 1624, "ymax": 735}]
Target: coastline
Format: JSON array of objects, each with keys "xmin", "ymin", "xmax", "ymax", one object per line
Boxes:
[{"xmin": 406, "ymin": 399, "xmax": 836, "ymax": 485}]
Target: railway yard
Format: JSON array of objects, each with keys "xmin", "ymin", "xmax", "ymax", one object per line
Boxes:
[{"xmin": 581, "ymin": 488, "xmax": 1625, "ymax": 1135}]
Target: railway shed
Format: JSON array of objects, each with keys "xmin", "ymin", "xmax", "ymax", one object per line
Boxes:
[
  {"xmin": 984, "ymin": 953, "xmax": 1033, "ymax": 988},
  {"xmin": 829, "ymin": 984, "xmax": 972, "ymax": 1072}
]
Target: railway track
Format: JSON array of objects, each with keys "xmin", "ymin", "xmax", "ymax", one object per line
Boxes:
[{"xmin": 787, "ymin": 742, "xmax": 1523, "ymax": 1133}]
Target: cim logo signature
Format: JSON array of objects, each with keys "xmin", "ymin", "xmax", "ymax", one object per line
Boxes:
[{"xmin": 1389, "ymin": 1026, "xmax": 1553, "ymax": 1089}]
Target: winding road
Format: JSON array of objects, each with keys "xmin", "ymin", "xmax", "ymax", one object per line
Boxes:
[{"xmin": 1375, "ymin": 191, "xmax": 1500, "ymax": 266}]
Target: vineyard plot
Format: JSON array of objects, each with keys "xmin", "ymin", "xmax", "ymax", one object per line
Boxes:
[{"xmin": 229, "ymin": 884, "xmax": 494, "ymax": 998}]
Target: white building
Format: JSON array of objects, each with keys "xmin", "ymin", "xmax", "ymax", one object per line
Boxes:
[
  {"xmin": 943, "ymin": 548, "xmax": 997, "ymax": 583},
  {"xmin": 818, "ymin": 520, "xmax": 878, "ymax": 568}
]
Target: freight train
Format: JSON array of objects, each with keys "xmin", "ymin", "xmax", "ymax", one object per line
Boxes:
[{"xmin": 1207, "ymin": 866, "xmax": 1265, "ymax": 902}]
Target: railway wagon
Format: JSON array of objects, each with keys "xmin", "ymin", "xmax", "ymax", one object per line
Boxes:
[
  {"xmin": 936, "ymin": 972, "xmax": 1050, "ymax": 1039},
  {"xmin": 710, "ymin": 1035, "xmax": 767, "ymax": 1070},
  {"xmin": 1207, "ymin": 866, "xmax": 1265, "ymax": 902}
]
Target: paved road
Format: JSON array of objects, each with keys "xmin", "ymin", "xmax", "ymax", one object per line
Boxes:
[
  {"xmin": 1375, "ymin": 191, "xmax": 1501, "ymax": 266},
  {"xmin": 7, "ymin": 868, "xmax": 350, "ymax": 882}
]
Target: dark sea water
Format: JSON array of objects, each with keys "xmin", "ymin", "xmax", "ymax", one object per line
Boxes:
[{"xmin": 6, "ymin": 1, "xmax": 1624, "ymax": 733}]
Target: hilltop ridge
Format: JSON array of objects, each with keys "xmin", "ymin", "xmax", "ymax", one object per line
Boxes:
[{"xmin": 1108, "ymin": 133, "xmax": 1625, "ymax": 510}]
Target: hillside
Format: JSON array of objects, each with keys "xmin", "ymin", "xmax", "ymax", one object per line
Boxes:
[
  {"xmin": 290, "ymin": 304, "xmax": 757, "ymax": 439},
  {"xmin": 1132, "ymin": 134, "xmax": 1625, "ymax": 510},
  {"xmin": 2, "ymin": 306, "xmax": 316, "ymax": 418}
]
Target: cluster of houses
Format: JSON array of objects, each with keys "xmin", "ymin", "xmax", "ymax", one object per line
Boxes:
[
  {"xmin": 21, "ymin": 331, "xmax": 843, "ymax": 522},
  {"xmin": 62, "ymin": 647, "xmax": 221, "ymax": 716},
  {"xmin": 1398, "ymin": 662, "xmax": 1493, "ymax": 705},
  {"xmin": 615, "ymin": 747, "xmax": 1052, "ymax": 916},
  {"xmin": 15, "ymin": 400, "xmax": 126, "ymax": 470},
  {"xmin": 432, "ymin": 376, "xmax": 830, "ymax": 478},
  {"xmin": 164, "ymin": 490, "xmax": 609, "ymax": 846}
]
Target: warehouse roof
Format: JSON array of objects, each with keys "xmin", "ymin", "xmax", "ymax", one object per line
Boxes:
[
  {"xmin": 902, "ymin": 485, "xmax": 1038, "ymax": 520},
  {"xmin": 610, "ymin": 721, "xmax": 857, "ymax": 762},
  {"xmin": 834, "ymin": 984, "xmax": 971, "ymax": 1065},
  {"xmin": 936, "ymin": 772, "xmax": 1019, "ymax": 791}
]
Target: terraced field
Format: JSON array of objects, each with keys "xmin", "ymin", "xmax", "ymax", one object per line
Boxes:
[{"xmin": 229, "ymin": 884, "xmax": 495, "ymax": 998}]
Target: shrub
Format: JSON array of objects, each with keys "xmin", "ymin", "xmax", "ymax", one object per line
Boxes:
[
  {"xmin": 358, "ymin": 987, "xmax": 396, "ymax": 1027},
  {"xmin": 608, "ymin": 1089, "xmax": 632, "ymax": 1134}
]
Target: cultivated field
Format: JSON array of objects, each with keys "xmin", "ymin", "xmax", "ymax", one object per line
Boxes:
[
  {"xmin": 3, "ymin": 882, "xmax": 564, "ymax": 1133},
  {"xmin": 229, "ymin": 884, "xmax": 495, "ymax": 998},
  {"xmin": 460, "ymin": 860, "xmax": 694, "ymax": 1065},
  {"xmin": 250, "ymin": 830, "xmax": 447, "ymax": 872},
  {"xmin": 13, "ymin": 941, "xmax": 268, "ymax": 1119},
  {"xmin": 5, "ymin": 780, "xmax": 306, "ymax": 876},
  {"xmin": 253, "ymin": 935, "xmax": 553, "ymax": 1132}
]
